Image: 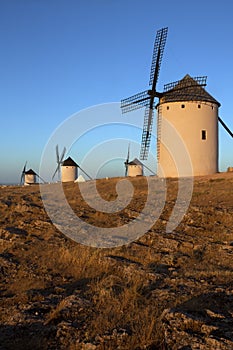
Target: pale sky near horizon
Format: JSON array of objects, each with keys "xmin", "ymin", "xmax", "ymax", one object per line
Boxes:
[{"xmin": 0, "ymin": 0, "xmax": 233, "ymax": 183}]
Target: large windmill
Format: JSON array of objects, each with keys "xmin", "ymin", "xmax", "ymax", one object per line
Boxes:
[{"xmin": 121, "ymin": 27, "xmax": 232, "ymax": 176}]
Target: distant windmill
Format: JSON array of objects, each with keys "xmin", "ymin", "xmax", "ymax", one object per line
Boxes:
[
  {"xmin": 121, "ymin": 27, "xmax": 233, "ymax": 177},
  {"xmin": 127, "ymin": 158, "xmax": 144, "ymax": 177},
  {"xmin": 61, "ymin": 156, "xmax": 92, "ymax": 182},
  {"xmin": 124, "ymin": 144, "xmax": 155, "ymax": 177},
  {"xmin": 52, "ymin": 145, "xmax": 66, "ymax": 181},
  {"xmin": 20, "ymin": 161, "xmax": 45, "ymax": 185}
]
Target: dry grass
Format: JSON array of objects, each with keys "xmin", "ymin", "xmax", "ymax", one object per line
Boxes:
[{"xmin": 0, "ymin": 173, "xmax": 233, "ymax": 349}]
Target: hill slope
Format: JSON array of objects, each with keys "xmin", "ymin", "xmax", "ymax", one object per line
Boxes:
[{"xmin": 0, "ymin": 173, "xmax": 233, "ymax": 349}]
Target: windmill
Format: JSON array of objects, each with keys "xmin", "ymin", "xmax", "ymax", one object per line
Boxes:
[
  {"xmin": 59, "ymin": 156, "xmax": 93, "ymax": 182},
  {"xmin": 52, "ymin": 145, "xmax": 66, "ymax": 181},
  {"xmin": 121, "ymin": 27, "xmax": 232, "ymax": 177},
  {"xmin": 20, "ymin": 162, "xmax": 45, "ymax": 185},
  {"xmin": 124, "ymin": 143, "xmax": 156, "ymax": 177}
]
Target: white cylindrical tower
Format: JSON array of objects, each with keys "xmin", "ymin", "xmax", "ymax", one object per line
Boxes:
[
  {"xmin": 61, "ymin": 157, "xmax": 78, "ymax": 182},
  {"xmin": 157, "ymin": 75, "xmax": 220, "ymax": 177},
  {"xmin": 24, "ymin": 169, "xmax": 37, "ymax": 185},
  {"xmin": 128, "ymin": 158, "xmax": 144, "ymax": 177}
]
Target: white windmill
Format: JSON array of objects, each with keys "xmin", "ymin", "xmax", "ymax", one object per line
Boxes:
[
  {"xmin": 121, "ymin": 27, "xmax": 233, "ymax": 177},
  {"xmin": 61, "ymin": 157, "xmax": 93, "ymax": 182},
  {"xmin": 61, "ymin": 156, "xmax": 78, "ymax": 182},
  {"xmin": 124, "ymin": 144, "xmax": 155, "ymax": 177},
  {"xmin": 20, "ymin": 162, "xmax": 45, "ymax": 185}
]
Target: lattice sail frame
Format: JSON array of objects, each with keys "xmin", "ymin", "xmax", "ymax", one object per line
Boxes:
[
  {"xmin": 121, "ymin": 90, "xmax": 150, "ymax": 114},
  {"xmin": 140, "ymin": 106, "xmax": 154, "ymax": 160},
  {"xmin": 163, "ymin": 76, "xmax": 207, "ymax": 92},
  {"xmin": 121, "ymin": 27, "xmax": 169, "ymax": 160},
  {"xmin": 149, "ymin": 27, "xmax": 168, "ymax": 87}
]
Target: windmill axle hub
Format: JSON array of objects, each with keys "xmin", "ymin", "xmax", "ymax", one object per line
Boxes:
[{"xmin": 148, "ymin": 89, "xmax": 163, "ymax": 98}]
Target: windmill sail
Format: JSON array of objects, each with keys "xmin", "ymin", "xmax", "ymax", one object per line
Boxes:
[
  {"xmin": 124, "ymin": 144, "xmax": 130, "ymax": 176},
  {"xmin": 34, "ymin": 172, "xmax": 46, "ymax": 183},
  {"xmin": 218, "ymin": 117, "xmax": 233, "ymax": 138},
  {"xmin": 121, "ymin": 90, "xmax": 150, "ymax": 114},
  {"xmin": 149, "ymin": 27, "xmax": 168, "ymax": 87},
  {"xmin": 20, "ymin": 161, "xmax": 27, "ymax": 185},
  {"xmin": 140, "ymin": 107, "xmax": 154, "ymax": 160},
  {"xmin": 52, "ymin": 145, "xmax": 66, "ymax": 180},
  {"xmin": 78, "ymin": 165, "xmax": 92, "ymax": 180},
  {"xmin": 121, "ymin": 27, "xmax": 168, "ymax": 161}
]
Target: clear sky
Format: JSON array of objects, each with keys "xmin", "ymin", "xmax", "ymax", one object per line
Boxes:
[{"xmin": 1, "ymin": 0, "xmax": 233, "ymax": 184}]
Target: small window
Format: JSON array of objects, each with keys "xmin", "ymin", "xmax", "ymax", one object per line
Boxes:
[
  {"xmin": 201, "ymin": 130, "xmax": 207, "ymax": 140},
  {"xmin": 167, "ymin": 106, "xmax": 169, "ymax": 110},
  {"xmin": 198, "ymin": 104, "xmax": 201, "ymax": 109},
  {"xmin": 181, "ymin": 104, "xmax": 185, "ymax": 108}
]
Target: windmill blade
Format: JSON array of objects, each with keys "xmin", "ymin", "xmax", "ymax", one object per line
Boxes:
[
  {"xmin": 124, "ymin": 144, "xmax": 130, "ymax": 176},
  {"xmin": 56, "ymin": 144, "xmax": 59, "ymax": 164},
  {"xmin": 20, "ymin": 161, "xmax": 27, "ymax": 185},
  {"xmin": 53, "ymin": 145, "xmax": 66, "ymax": 181},
  {"xmin": 60, "ymin": 147, "xmax": 66, "ymax": 163},
  {"xmin": 121, "ymin": 90, "xmax": 150, "ymax": 114},
  {"xmin": 149, "ymin": 27, "xmax": 168, "ymax": 88},
  {"xmin": 142, "ymin": 163, "xmax": 156, "ymax": 175},
  {"xmin": 20, "ymin": 170, "xmax": 25, "ymax": 185},
  {"xmin": 140, "ymin": 107, "xmax": 154, "ymax": 160},
  {"xmin": 52, "ymin": 164, "xmax": 60, "ymax": 180},
  {"xmin": 218, "ymin": 117, "xmax": 233, "ymax": 138},
  {"xmin": 126, "ymin": 143, "xmax": 130, "ymax": 163},
  {"xmin": 23, "ymin": 161, "xmax": 27, "ymax": 171},
  {"xmin": 35, "ymin": 172, "xmax": 46, "ymax": 183},
  {"xmin": 78, "ymin": 165, "xmax": 92, "ymax": 180}
]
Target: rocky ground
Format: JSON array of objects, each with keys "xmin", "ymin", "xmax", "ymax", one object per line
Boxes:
[{"xmin": 0, "ymin": 172, "xmax": 233, "ymax": 349}]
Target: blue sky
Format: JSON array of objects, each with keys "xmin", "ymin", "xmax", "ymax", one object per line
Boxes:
[{"xmin": 0, "ymin": 0, "xmax": 233, "ymax": 183}]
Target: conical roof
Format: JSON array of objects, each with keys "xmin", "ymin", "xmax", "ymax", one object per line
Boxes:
[
  {"xmin": 128, "ymin": 158, "xmax": 143, "ymax": 166},
  {"xmin": 25, "ymin": 169, "xmax": 36, "ymax": 175},
  {"xmin": 62, "ymin": 157, "xmax": 78, "ymax": 167},
  {"xmin": 160, "ymin": 74, "xmax": 220, "ymax": 106}
]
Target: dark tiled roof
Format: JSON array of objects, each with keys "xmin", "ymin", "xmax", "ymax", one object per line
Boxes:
[
  {"xmin": 160, "ymin": 75, "xmax": 220, "ymax": 106},
  {"xmin": 62, "ymin": 157, "xmax": 78, "ymax": 167},
  {"xmin": 128, "ymin": 158, "xmax": 143, "ymax": 166},
  {"xmin": 25, "ymin": 169, "xmax": 36, "ymax": 175}
]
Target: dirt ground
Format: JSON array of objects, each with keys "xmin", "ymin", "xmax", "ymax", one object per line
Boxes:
[{"xmin": 0, "ymin": 172, "xmax": 233, "ymax": 349}]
